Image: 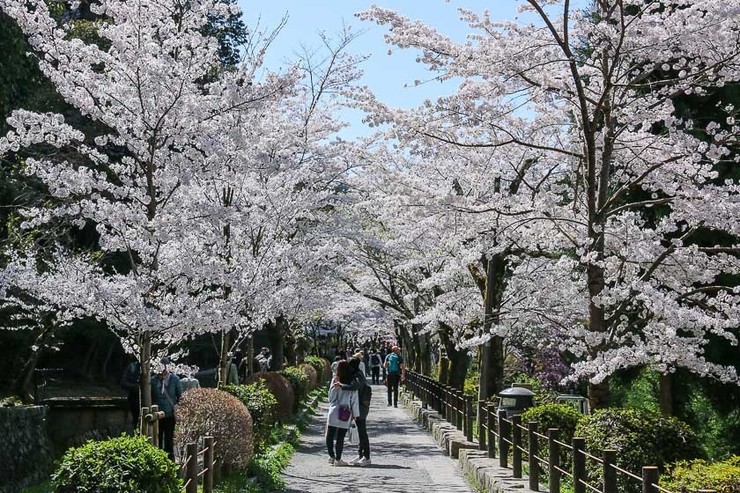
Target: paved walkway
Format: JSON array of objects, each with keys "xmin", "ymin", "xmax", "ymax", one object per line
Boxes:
[{"xmin": 282, "ymin": 384, "xmax": 476, "ymax": 493}]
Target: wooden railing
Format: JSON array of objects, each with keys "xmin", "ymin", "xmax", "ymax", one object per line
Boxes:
[
  {"xmin": 180, "ymin": 437, "xmax": 218, "ymax": 493},
  {"xmin": 404, "ymin": 370, "xmax": 714, "ymax": 493}
]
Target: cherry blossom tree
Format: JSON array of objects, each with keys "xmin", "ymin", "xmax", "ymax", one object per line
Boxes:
[{"xmin": 360, "ymin": 0, "xmax": 740, "ymax": 407}]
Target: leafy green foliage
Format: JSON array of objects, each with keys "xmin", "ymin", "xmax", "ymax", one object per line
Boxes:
[
  {"xmin": 51, "ymin": 435, "xmax": 180, "ymax": 493},
  {"xmin": 280, "ymin": 366, "xmax": 310, "ymax": 405},
  {"xmin": 298, "ymin": 363, "xmax": 318, "ymax": 390},
  {"xmin": 661, "ymin": 456, "xmax": 740, "ymax": 493},
  {"xmin": 246, "ymin": 442, "xmax": 295, "ymax": 492},
  {"xmin": 523, "ymin": 403, "xmax": 583, "ymax": 470},
  {"xmin": 221, "ymin": 381, "xmax": 277, "ymax": 452},
  {"xmin": 575, "ymin": 408, "xmax": 704, "ymax": 493},
  {"xmin": 244, "ymin": 372, "xmax": 295, "ymax": 421},
  {"xmin": 304, "ymin": 356, "xmax": 330, "ymax": 382}
]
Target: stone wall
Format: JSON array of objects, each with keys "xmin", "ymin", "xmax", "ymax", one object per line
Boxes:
[{"xmin": 0, "ymin": 406, "xmax": 54, "ymax": 493}]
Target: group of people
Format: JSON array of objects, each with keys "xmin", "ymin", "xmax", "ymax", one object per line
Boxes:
[
  {"xmin": 325, "ymin": 345, "xmax": 405, "ymax": 466},
  {"xmin": 121, "ymin": 357, "xmax": 199, "ymax": 461}
]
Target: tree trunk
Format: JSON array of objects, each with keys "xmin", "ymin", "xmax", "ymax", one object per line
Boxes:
[
  {"xmin": 659, "ymin": 372, "xmax": 673, "ymax": 416},
  {"xmin": 13, "ymin": 323, "xmax": 56, "ymax": 402},
  {"xmin": 439, "ymin": 352, "xmax": 449, "ymax": 383},
  {"xmin": 447, "ymin": 347, "xmax": 470, "ymax": 390},
  {"xmin": 140, "ymin": 333, "xmax": 152, "ymax": 409},
  {"xmin": 418, "ymin": 332, "xmax": 432, "ymax": 376},
  {"xmin": 411, "ymin": 326, "xmax": 423, "ymax": 372},
  {"xmin": 267, "ymin": 317, "xmax": 285, "ymax": 371},
  {"xmin": 218, "ymin": 329, "xmax": 232, "ymax": 387}
]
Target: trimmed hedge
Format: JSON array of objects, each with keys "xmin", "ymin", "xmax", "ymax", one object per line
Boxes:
[
  {"xmin": 661, "ymin": 456, "xmax": 740, "ymax": 493},
  {"xmin": 222, "ymin": 381, "xmax": 278, "ymax": 452},
  {"xmin": 51, "ymin": 435, "xmax": 180, "ymax": 493},
  {"xmin": 304, "ymin": 356, "xmax": 331, "ymax": 382},
  {"xmin": 245, "ymin": 372, "xmax": 295, "ymax": 421},
  {"xmin": 522, "ymin": 403, "xmax": 582, "ymax": 468},
  {"xmin": 280, "ymin": 366, "xmax": 310, "ymax": 405},
  {"xmin": 575, "ymin": 408, "xmax": 704, "ymax": 493},
  {"xmin": 176, "ymin": 388, "xmax": 254, "ymax": 470},
  {"xmin": 299, "ymin": 363, "xmax": 319, "ymax": 390}
]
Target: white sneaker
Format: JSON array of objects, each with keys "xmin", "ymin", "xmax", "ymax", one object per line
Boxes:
[
  {"xmin": 333, "ymin": 459, "xmax": 348, "ymax": 467},
  {"xmin": 358, "ymin": 458, "xmax": 372, "ymax": 467},
  {"xmin": 349, "ymin": 456, "xmax": 363, "ymax": 465}
]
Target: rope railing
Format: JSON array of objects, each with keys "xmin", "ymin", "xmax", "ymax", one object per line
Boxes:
[{"xmin": 403, "ymin": 370, "xmax": 715, "ymax": 493}]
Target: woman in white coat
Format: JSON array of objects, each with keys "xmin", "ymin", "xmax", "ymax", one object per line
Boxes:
[{"xmin": 326, "ymin": 360, "xmax": 359, "ymax": 466}]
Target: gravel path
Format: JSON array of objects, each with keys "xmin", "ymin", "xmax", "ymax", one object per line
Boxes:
[{"xmin": 282, "ymin": 383, "xmax": 475, "ymax": 493}]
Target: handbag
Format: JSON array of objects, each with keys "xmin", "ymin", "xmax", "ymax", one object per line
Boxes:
[
  {"xmin": 347, "ymin": 422, "xmax": 358, "ymax": 444},
  {"xmin": 336, "ymin": 404, "xmax": 352, "ymax": 422}
]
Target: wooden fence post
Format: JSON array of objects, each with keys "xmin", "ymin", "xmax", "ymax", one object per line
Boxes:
[
  {"xmin": 486, "ymin": 403, "xmax": 496, "ymax": 458},
  {"xmin": 603, "ymin": 449, "xmax": 617, "ymax": 493},
  {"xmin": 528, "ymin": 422, "xmax": 539, "ymax": 491},
  {"xmin": 498, "ymin": 409, "xmax": 509, "ymax": 468},
  {"xmin": 548, "ymin": 428, "xmax": 560, "ymax": 493},
  {"xmin": 186, "ymin": 442, "xmax": 198, "ymax": 493},
  {"xmin": 512, "ymin": 415, "xmax": 522, "ymax": 478},
  {"xmin": 572, "ymin": 437, "xmax": 586, "ymax": 493},
  {"xmin": 150, "ymin": 405, "xmax": 160, "ymax": 448},
  {"xmin": 642, "ymin": 466, "xmax": 658, "ymax": 493},
  {"xmin": 204, "ymin": 436, "xmax": 215, "ymax": 493},
  {"xmin": 478, "ymin": 400, "xmax": 487, "ymax": 451},
  {"xmin": 140, "ymin": 406, "xmax": 149, "ymax": 438},
  {"xmin": 465, "ymin": 395, "xmax": 473, "ymax": 442},
  {"xmin": 455, "ymin": 391, "xmax": 464, "ymax": 431}
]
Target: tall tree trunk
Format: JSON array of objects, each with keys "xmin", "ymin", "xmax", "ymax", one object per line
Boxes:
[
  {"xmin": 439, "ymin": 351, "xmax": 449, "ymax": 383},
  {"xmin": 140, "ymin": 333, "xmax": 152, "ymax": 409},
  {"xmin": 659, "ymin": 372, "xmax": 673, "ymax": 416},
  {"xmin": 218, "ymin": 330, "xmax": 232, "ymax": 387},
  {"xmin": 13, "ymin": 322, "xmax": 56, "ymax": 402},
  {"xmin": 284, "ymin": 328, "xmax": 297, "ymax": 367},
  {"xmin": 411, "ymin": 325, "xmax": 423, "ymax": 372},
  {"xmin": 418, "ymin": 332, "xmax": 432, "ymax": 376},
  {"xmin": 267, "ymin": 317, "xmax": 286, "ymax": 371},
  {"xmin": 447, "ymin": 347, "xmax": 470, "ymax": 390}
]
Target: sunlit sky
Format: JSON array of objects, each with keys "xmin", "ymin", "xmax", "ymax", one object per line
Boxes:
[{"xmin": 237, "ymin": 1, "xmax": 590, "ymax": 137}]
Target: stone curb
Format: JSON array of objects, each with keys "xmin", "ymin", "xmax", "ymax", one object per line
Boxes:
[{"xmin": 401, "ymin": 391, "xmax": 544, "ymax": 493}]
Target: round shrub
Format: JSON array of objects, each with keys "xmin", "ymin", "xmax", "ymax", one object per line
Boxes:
[
  {"xmin": 280, "ymin": 366, "xmax": 310, "ymax": 404},
  {"xmin": 245, "ymin": 371, "xmax": 295, "ymax": 421},
  {"xmin": 176, "ymin": 388, "xmax": 254, "ymax": 470},
  {"xmin": 662, "ymin": 456, "xmax": 740, "ymax": 493},
  {"xmin": 222, "ymin": 381, "xmax": 278, "ymax": 452},
  {"xmin": 305, "ymin": 356, "xmax": 330, "ymax": 383},
  {"xmin": 575, "ymin": 408, "xmax": 704, "ymax": 493},
  {"xmin": 299, "ymin": 363, "xmax": 319, "ymax": 390},
  {"xmin": 51, "ymin": 435, "xmax": 180, "ymax": 493}
]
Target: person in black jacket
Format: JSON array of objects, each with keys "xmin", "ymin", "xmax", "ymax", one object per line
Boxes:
[{"xmin": 120, "ymin": 357, "xmax": 141, "ymax": 429}]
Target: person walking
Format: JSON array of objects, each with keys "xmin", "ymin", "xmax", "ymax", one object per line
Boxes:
[
  {"xmin": 383, "ymin": 346, "xmax": 404, "ymax": 407},
  {"xmin": 151, "ymin": 358, "xmax": 183, "ymax": 460},
  {"xmin": 368, "ymin": 348, "xmax": 382, "ymax": 385},
  {"xmin": 326, "ymin": 360, "xmax": 359, "ymax": 466}
]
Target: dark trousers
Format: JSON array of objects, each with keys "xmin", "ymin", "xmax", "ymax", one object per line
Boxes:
[
  {"xmin": 387, "ymin": 372, "xmax": 400, "ymax": 406},
  {"xmin": 127, "ymin": 390, "xmax": 140, "ymax": 429},
  {"xmin": 326, "ymin": 425, "xmax": 349, "ymax": 460},
  {"xmin": 355, "ymin": 418, "xmax": 370, "ymax": 459},
  {"xmin": 159, "ymin": 416, "xmax": 176, "ymax": 460},
  {"xmin": 371, "ymin": 366, "xmax": 380, "ymax": 384}
]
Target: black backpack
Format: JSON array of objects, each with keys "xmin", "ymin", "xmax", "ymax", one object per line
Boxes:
[{"xmin": 371, "ymin": 354, "xmax": 381, "ymax": 366}]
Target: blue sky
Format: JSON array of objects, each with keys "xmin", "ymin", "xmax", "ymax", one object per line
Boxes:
[{"xmin": 236, "ymin": 1, "xmax": 588, "ymax": 137}]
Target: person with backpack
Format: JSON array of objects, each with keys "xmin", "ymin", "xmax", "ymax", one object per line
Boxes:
[
  {"xmin": 341, "ymin": 356, "xmax": 372, "ymax": 466},
  {"xmin": 383, "ymin": 345, "xmax": 404, "ymax": 407},
  {"xmin": 368, "ymin": 349, "xmax": 382, "ymax": 385}
]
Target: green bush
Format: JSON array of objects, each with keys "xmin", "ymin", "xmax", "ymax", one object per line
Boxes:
[
  {"xmin": 522, "ymin": 403, "xmax": 582, "ymax": 444},
  {"xmin": 51, "ymin": 435, "xmax": 180, "ymax": 493},
  {"xmin": 299, "ymin": 363, "xmax": 319, "ymax": 390},
  {"xmin": 247, "ymin": 442, "xmax": 295, "ymax": 492},
  {"xmin": 222, "ymin": 381, "xmax": 278, "ymax": 452},
  {"xmin": 245, "ymin": 372, "xmax": 295, "ymax": 421},
  {"xmin": 661, "ymin": 456, "xmax": 740, "ymax": 493},
  {"xmin": 304, "ymin": 356, "xmax": 330, "ymax": 382},
  {"xmin": 575, "ymin": 408, "xmax": 704, "ymax": 493},
  {"xmin": 175, "ymin": 388, "xmax": 254, "ymax": 470},
  {"xmin": 279, "ymin": 366, "xmax": 310, "ymax": 405}
]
